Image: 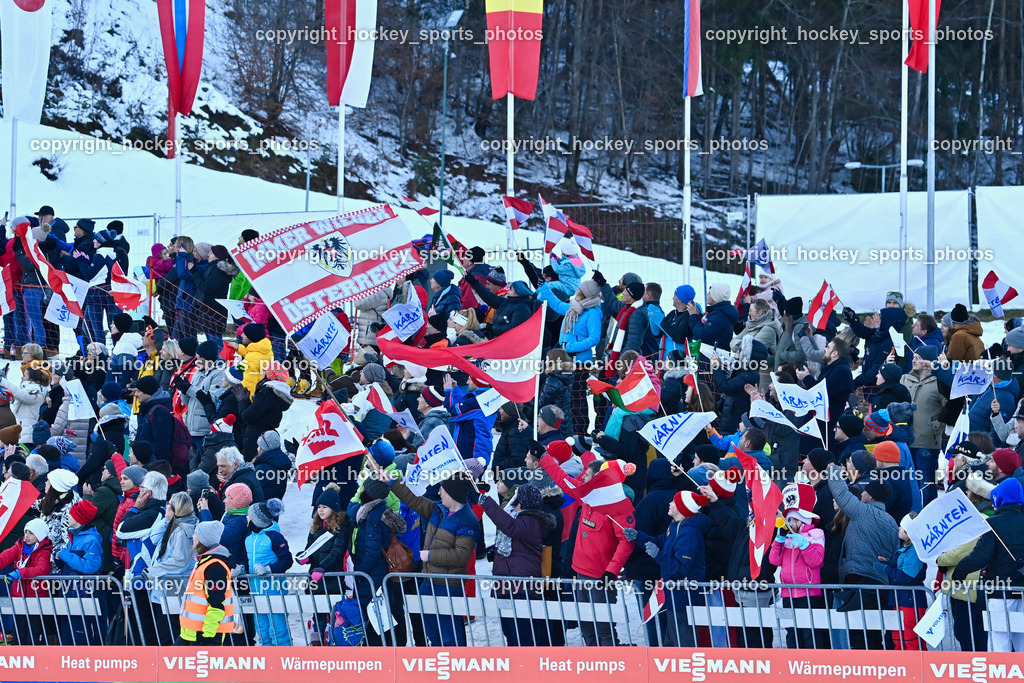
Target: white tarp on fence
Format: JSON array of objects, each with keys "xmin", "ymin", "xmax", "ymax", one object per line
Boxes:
[
  {"xmin": 756, "ymin": 190, "xmax": 970, "ymax": 311},
  {"xmin": 975, "ymin": 186, "xmax": 1022, "ymax": 312}
]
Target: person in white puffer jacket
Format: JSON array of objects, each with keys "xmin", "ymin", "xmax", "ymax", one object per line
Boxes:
[{"xmin": 0, "ymin": 366, "xmax": 48, "ymax": 446}]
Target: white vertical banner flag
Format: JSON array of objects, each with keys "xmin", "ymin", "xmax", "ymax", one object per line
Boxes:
[
  {"xmin": 381, "ymin": 301, "xmax": 424, "ymax": 342},
  {"xmin": 889, "ymin": 326, "xmax": 907, "ymax": 355},
  {"xmin": 903, "ymin": 488, "xmax": 991, "ymax": 561},
  {"xmin": 913, "ymin": 597, "xmax": 949, "ymax": 648},
  {"xmin": 949, "ymin": 362, "xmax": 994, "ymax": 400},
  {"xmin": 639, "ymin": 411, "xmax": 717, "ymax": 460},
  {"xmin": 0, "ymin": 0, "xmax": 53, "ymax": 124},
  {"xmin": 44, "ymin": 274, "xmax": 90, "ymax": 329},
  {"xmin": 404, "ymin": 425, "xmax": 462, "ymax": 496},
  {"xmin": 60, "ymin": 378, "xmax": 96, "ymax": 421},
  {"xmin": 296, "ymin": 313, "xmax": 351, "ymax": 367}
]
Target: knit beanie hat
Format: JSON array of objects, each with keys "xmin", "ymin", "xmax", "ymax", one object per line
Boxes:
[
  {"xmin": 133, "ymin": 376, "xmax": 160, "ymax": 396},
  {"xmin": 879, "ymin": 363, "xmax": 903, "ymax": 384},
  {"xmin": 951, "ymin": 304, "xmax": 969, "ymax": 324},
  {"xmin": 872, "ymin": 441, "xmax": 901, "ymax": 464},
  {"xmin": 514, "ymin": 484, "xmax": 543, "ymax": 510},
  {"xmin": 863, "ymin": 410, "xmax": 893, "ymax": 437},
  {"xmin": 579, "ymin": 279, "xmax": 601, "ymax": 299},
  {"xmin": 710, "ymin": 466, "xmax": 742, "ymax": 499},
  {"xmin": 915, "ymin": 345, "xmax": 939, "ymax": 362},
  {"xmin": 187, "ymin": 470, "xmax": 210, "ymax": 495},
  {"xmin": 69, "ymin": 500, "xmax": 97, "ymax": 526},
  {"xmin": 130, "ymin": 441, "xmax": 154, "ymax": 465},
  {"xmin": 178, "ymin": 337, "xmax": 198, "ymax": 357},
  {"xmin": 362, "ymin": 363, "xmax": 386, "ymax": 384},
  {"xmin": 243, "ymin": 323, "xmax": 266, "ymax": 343},
  {"xmin": 225, "ymin": 367, "xmax": 245, "ymax": 385},
  {"xmin": 103, "ymin": 460, "xmax": 117, "ymax": 477},
  {"xmin": 674, "ymin": 285, "xmax": 696, "ymax": 304},
  {"xmin": 316, "ymin": 486, "xmax": 342, "ymax": 512},
  {"xmin": 46, "ymin": 435, "xmax": 76, "ymax": 455},
  {"xmin": 421, "ymin": 386, "xmax": 444, "ymax": 408},
  {"xmin": 257, "ymin": 430, "xmax": 282, "ymax": 451},
  {"xmin": 24, "ymin": 518, "xmax": 49, "ymax": 544},
  {"xmin": 211, "ymin": 415, "xmax": 236, "ymax": 432},
  {"xmin": 625, "ymin": 282, "xmax": 645, "ymax": 301},
  {"xmin": 673, "ymin": 491, "xmax": 709, "ymax": 518},
  {"xmin": 885, "ymin": 291, "xmax": 905, "ymax": 308},
  {"xmin": 510, "ymin": 281, "xmax": 533, "ymax": 298},
  {"xmin": 886, "ymin": 401, "xmax": 917, "ymax": 425},
  {"xmin": 122, "ymin": 465, "xmax": 147, "ymax": 488},
  {"xmin": 100, "ymin": 382, "xmax": 124, "ymax": 404},
  {"xmin": 708, "ymin": 283, "xmax": 731, "ymax": 305},
  {"xmin": 864, "ymin": 481, "xmax": 891, "ymax": 503},
  {"xmin": 546, "ymin": 440, "xmax": 573, "ymax": 465},
  {"xmin": 47, "ymin": 469, "xmax": 78, "ymax": 493},
  {"xmin": 249, "ymin": 498, "xmax": 284, "ymax": 529},
  {"xmin": 1006, "ymin": 326, "xmax": 1024, "ymax": 351},
  {"xmin": 224, "ymin": 483, "xmax": 253, "ymax": 508},
  {"xmin": 486, "ymin": 268, "xmax": 507, "ymax": 286},
  {"xmin": 439, "ymin": 472, "xmax": 474, "ymax": 505},
  {"xmin": 369, "ymin": 439, "xmax": 396, "ymax": 467},
  {"xmin": 194, "ymin": 521, "xmax": 224, "ymax": 548},
  {"xmin": 850, "ymin": 450, "xmax": 876, "ymax": 474},
  {"xmin": 992, "ymin": 478, "xmax": 1024, "ymax": 508},
  {"xmin": 804, "ymin": 448, "xmax": 834, "ymax": 473},
  {"xmin": 432, "ymin": 269, "xmax": 454, "ymax": 288},
  {"xmin": 113, "ymin": 313, "xmax": 134, "ymax": 334},
  {"xmin": 837, "ymin": 413, "xmax": 864, "ymax": 437},
  {"xmin": 196, "ymin": 340, "xmax": 221, "ymax": 361},
  {"xmin": 992, "ymin": 448, "xmax": 1022, "ymax": 476},
  {"xmin": 363, "ymin": 478, "xmax": 391, "ymax": 502}
]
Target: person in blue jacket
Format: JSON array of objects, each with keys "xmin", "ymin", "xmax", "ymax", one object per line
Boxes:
[
  {"xmin": 56, "ymin": 500, "xmax": 104, "ymax": 644},
  {"xmin": 428, "ymin": 270, "xmax": 462, "ymax": 320},
  {"xmin": 624, "ymin": 490, "xmax": 711, "ymax": 647},
  {"xmin": 537, "ymin": 279, "xmax": 603, "ymax": 362},
  {"xmin": 241, "ymin": 499, "xmax": 292, "ymax": 646},
  {"xmin": 687, "ymin": 283, "xmax": 739, "ymax": 351},
  {"xmin": 172, "ymin": 237, "xmax": 201, "ymax": 338},
  {"xmin": 876, "ymin": 512, "xmax": 927, "ymax": 650},
  {"xmin": 443, "ymin": 375, "xmax": 497, "ymax": 464}
]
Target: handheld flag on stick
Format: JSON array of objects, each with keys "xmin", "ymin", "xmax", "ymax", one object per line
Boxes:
[{"xmin": 982, "ymin": 271, "xmax": 1018, "ymax": 319}]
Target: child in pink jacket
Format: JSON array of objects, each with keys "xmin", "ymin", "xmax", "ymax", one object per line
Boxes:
[{"xmin": 769, "ymin": 483, "xmax": 828, "ymax": 649}]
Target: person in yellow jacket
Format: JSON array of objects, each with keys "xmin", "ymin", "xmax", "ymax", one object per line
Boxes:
[
  {"xmin": 176, "ymin": 520, "xmax": 237, "ymax": 645},
  {"xmin": 132, "ymin": 327, "xmax": 164, "ymax": 414},
  {"xmin": 227, "ymin": 323, "xmax": 274, "ymax": 399}
]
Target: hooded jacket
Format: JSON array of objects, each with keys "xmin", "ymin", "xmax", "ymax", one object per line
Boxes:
[
  {"xmin": 182, "ymin": 364, "xmax": 228, "ymax": 438},
  {"xmin": 947, "ymin": 321, "xmax": 985, "ymax": 362},
  {"xmin": 689, "ymin": 300, "xmax": 740, "ymax": 350},
  {"xmin": 146, "ymin": 514, "xmax": 198, "ymax": 603},
  {"xmin": 0, "ymin": 378, "xmax": 46, "ymax": 444},
  {"xmin": 58, "ymin": 524, "xmax": 104, "ymax": 576},
  {"xmin": 253, "ymin": 447, "xmax": 292, "ymax": 501},
  {"xmin": 481, "ymin": 496, "xmax": 555, "ymax": 586},
  {"xmin": 769, "ymin": 523, "xmax": 825, "ymax": 598},
  {"xmin": 0, "ymin": 536, "xmax": 53, "ymax": 597},
  {"xmin": 389, "ymin": 480, "xmax": 480, "ymax": 581},
  {"xmin": 826, "ymin": 465, "xmax": 899, "ymax": 582},
  {"xmin": 241, "ymin": 380, "xmax": 294, "ymax": 458},
  {"xmin": 352, "ymin": 498, "xmax": 407, "ymax": 586},
  {"xmin": 238, "ymin": 338, "xmax": 274, "ymax": 399}
]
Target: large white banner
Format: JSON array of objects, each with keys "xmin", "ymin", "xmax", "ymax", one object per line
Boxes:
[
  {"xmin": 976, "ymin": 186, "xmax": 1024, "ymax": 308},
  {"xmin": 756, "ymin": 191, "xmax": 970, "ymax": 311}
]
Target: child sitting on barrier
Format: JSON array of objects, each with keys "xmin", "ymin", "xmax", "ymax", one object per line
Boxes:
[{"xmin": 876, "ymin": 512, "xmax": 927, "ymax": 651}]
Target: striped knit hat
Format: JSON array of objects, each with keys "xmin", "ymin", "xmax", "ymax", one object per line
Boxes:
[
  {"xmin": 710, "ymin": 466, "xmax": 743, "ymax": 499},
  {"xmin": 421, "ymin": 386, "xmax": 444, "ymax": 408},
  {"xmin": 673, "ymin": 491, "xmax": 709, "ymax": 518}
]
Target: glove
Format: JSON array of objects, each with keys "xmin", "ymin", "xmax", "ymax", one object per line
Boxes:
[
  {"xmin": 644, "ymin": 542, "xmax": 659, "ymax": 559},
  {"xmin": 297, "ymin": 555, "xmax": 310, "ymax": 565},
  {"xmin": 790, "ymin": 533, "xmax": 810, "ymax": 550},
  {"xmin": 622, "ymin": 527, "xmax": 638, "ymax": 542},
  {"xmin": 600, "ymin": 571, "xmax": 618, "ymax": 589},
  {"xmin": 841, "ymin": 307, "xmax": 857, "ymax": 322},
  {"xmin": 592, "ymin": 270, "xmax": 607, "ymax": 287},
  {"xmin": 310, "ymin": 570, "xmax": 324, "ymax": 583},
  {"xmin": 7, "ymin": 570, "xmax": 20, "ymax": 580},
  {"xmin": 172, "ymin": 375, "xmax": 191, "ymax": 392},
  {"xmin": 253, "ymin": 563, "xmax": 270, "ymax": 576},
  {"xmin": 232, "ymin": 564, "xmax": 247, "ymax": 577}
]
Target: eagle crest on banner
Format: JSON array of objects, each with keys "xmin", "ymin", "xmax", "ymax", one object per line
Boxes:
[{"xmin": 307, "ymin": 234, "xmax": 353, "ymax": 277}]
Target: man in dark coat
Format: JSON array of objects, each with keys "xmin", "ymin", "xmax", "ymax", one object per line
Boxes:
[
  {"xmin": 132, "ymin": 376, "xmax": 175, "ymax": 464},
  {"xmin": 801, "ymin": 337, "xmax": 855, "ymax": 435},
  {"xmin": 253, "ymin": 430, "xmax": 292, "ymax": 501}
]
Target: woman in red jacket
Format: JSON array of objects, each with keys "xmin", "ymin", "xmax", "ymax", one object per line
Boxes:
[{"xmin": 0, "ymin": 517, "xmax": 53, "ymax": 644}]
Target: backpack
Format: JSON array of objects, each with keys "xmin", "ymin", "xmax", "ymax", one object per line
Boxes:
[
  {"xmin": 146, "ymin": 404, "xmax": 193, "ymax": 466},
  {"xmin": 380, "ymin": 533, "xmax": 414, "ymax": 574},
  {"xmin": 326, "ymin": 598, "xmax": 365, "ymax": 646}
]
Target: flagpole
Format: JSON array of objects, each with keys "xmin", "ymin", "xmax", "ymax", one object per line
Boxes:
[
  {"xmin": 925, "ymin": 0, "xmax": 936, "ymax": 314},
  {"xmin": 505, "ymin": 96, "xmax": 516, "ymax": 280},
  {"xmin": 337, "ymin": 104, "xmax": 346, "ymax": 213},
  {"xmin": 683, "ymin": 96, "xmax": 692, "ymax": 286},
  {"xmin": 8, "ymin": 119, "xmax": 17, "ymax": 218},
  {"xmin": 899, "ymin": 0, "xmax": 909, "ymax": 296},
  {"xmin": 533, "ymin": 302, "xmax": 546, "ymax": 441},
  {"xmin": 174, "ymin": 113, "xmax": 182, "ymax": 236}
]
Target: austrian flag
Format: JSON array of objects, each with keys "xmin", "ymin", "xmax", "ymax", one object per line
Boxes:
[
  {"xmin": 295, "ymin": 401, "xmax": 366, "ymax": 487},
  {"xmin": 808, "ymin": 281, "xmax": 841, "ymax": 330},
  {"xmin": 110, "ymin": 263, "xmax": 148, "ymax": 311},
  {"xmin": 502, "ymin": 196, "xmax": 534, "ymax": 230},
  {"xmin": 588, "ymin": 361, "xmax": 660, "ymax": 412},
  {"xmin": 14, "ymin": 220, "xmax": 84, "ymax": 318},
  {"xmin": 982, "ymin": 270, "xmax": 1018, "ymax": 319}
]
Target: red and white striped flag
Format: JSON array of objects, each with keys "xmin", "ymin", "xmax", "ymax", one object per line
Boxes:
[
  {"xmin": 643, "ymin": 580, "xmax": 666, "ymax": 623},
  {"xmin": 156, "ymin": 0, "xmax": 205, "ymax": 157},
  {"xmin": 0, "ymin": 478, "xmax": 41, "ymax": 544},
  {"xmin": 982, "ymin": 271, "xmax": 1018, "ymax": 319},
  {"xmin": 0, "ymin": 266, "xmax": 16, "ymax": 316},
  {"xmin": 401, "ymin": 196, "xmax": 439, "ymax": 217},
  {"xmin": 14, "ymin": 220, "xmax": 84, "ymax": 318},
  {"xmin": 110, "ymin": 262, "xmax": 147, "ymax": 311},
  {"xmin": 326, "ymin": 0, "xmax": 377, "ymax": 108},
  {"xmin": 539, "ymin": 195, "xmax": 596, "ymax": 260},
  {"xmin": 565, "ymin": 218, "xmax": 595, "ymax": 260},
  {"xmin": 364, "ymin": 382, "xmax": 393, "ymax": 413},
  {"xmin": 295, "ymin": 400, "xmax": 366, "ymax": 488},
  {"xmin": 808, "ymin": 281, "xmax": 841, "ymax": 330},
  {"xmin": 734, "ymin": 446, "xmax": 783, "ymax": 578},
  {"xmin": 734, "ymin": 262, "xmax": 751, "ymax": 314},
  {"xmin": 501, "ymin": 196, "xmax": 534, "ymax": 231}
]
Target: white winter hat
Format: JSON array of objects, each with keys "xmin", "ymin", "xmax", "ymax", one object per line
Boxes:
[
  {"xmin": 708, "ymin": 283, "xmax": 731, "ymax": 305},
  {"xmin": 47, "ymin": 468, "xmax": 79, "ymax": 493},
  {"xmin": 24, "ymin": 518, "xmax": 49, "ymax": 543},
  {"xmin": 560, "ymin": 239, "xmax": 579, "ymax": 257}
]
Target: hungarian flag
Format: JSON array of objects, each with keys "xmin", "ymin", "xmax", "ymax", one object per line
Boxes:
[
  {"xmin": 485, "ymin": 0, "xmax": 543, "ymax": 100},
  {"xmin": 808, "ymin": 281, "xmax": 841, "ymax": 330},
  {"xmin": 734, "ymin": 446, "xmax": 783, "ymax": 579},
  {"xmin": 643, "ymin": 580, "xmax": 666, "ymax": 623},
  {"xmin": 156, "ymin": 0, "xmax": 205, "ymax": 157},
  {"xmin": 681, "ymin": 0, "xmax": 702, "ymax": 97},
  {"xmin": 401, "ymin": 196, "xmax": 439, "ymax": 217},
  {"xmin": 982, "ymin": 270, "xmax": 1018, "ymax": 319},
  {"xmin": 14, "ymin": 220, "xmax": 84, "ymax": 318},
  {"xmin": 502, "ymin": 196, "xmax": 534, "ymax": 231},
  {"xmin": 0, "ymin": 0, "xmax": 53, "ymax": 124},
  {"xmin": 906, "ymin": 0, "xmax": 941, "ymax": 72},
  {"xmin": 295, "ymin": 400, "xmax": 366, "ymax": 487},
  {"xmin": 734, "ymin": 262, "xmax": 751, "ymax": 314},
  {"xmin": 376, "ymin": 308, "xmax": 544, "ymax": 402},
  {"xmin": 326, "ymin": 0, "xmax": 377, "ymax": 108},
  {"xmin": 0, "ymin": 478, "xmax": 41, "ymax": 544},
  {"xmin": 429, "ymin": 223, "xmax": 466, "ymax": 275},
  {"xmin": 110, "ymin": 262, "xmax": 147, "ymax": 311},
  {"xmin": 539, "ymin": 195, "xmax": 595, "ymax": 259},
  {"xmin": 588, "ymin": 361, "xmax": 660, "ymax": 412}
]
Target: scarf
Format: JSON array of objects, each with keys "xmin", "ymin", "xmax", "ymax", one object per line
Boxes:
[
  {"xmin": 562, "ymin": 293, "xmax": 603, "ymax": 334},
  {"xmin": 745, "ymin": 311, "xmax": 771, "ymax": 330},
  {"xmin": 495, "ymin": 504, "xmax": 520, "ymax": 557},
  {"xmin": 606, "ymin": 301, "xmax": 642, "ymax": 378}
]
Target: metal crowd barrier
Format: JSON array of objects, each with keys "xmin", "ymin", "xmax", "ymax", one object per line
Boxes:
[{"xmin": 2, "ymin": 572, "xmax": 1021, "ymax": 650}]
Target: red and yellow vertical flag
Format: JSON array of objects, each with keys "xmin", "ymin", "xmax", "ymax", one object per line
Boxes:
[{"xmin": 485, "ymin": 0, "xmax": 544, "ymax": 100}]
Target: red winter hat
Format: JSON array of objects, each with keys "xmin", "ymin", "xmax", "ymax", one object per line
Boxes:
[
  {"xmin": 673, "ymin": 491, "xmax": 709, "ymax": 518},
  {"xmin": 710, "ymin": 466, "xmax": 743, "ymax": 499},
  {"xmin": 992, "ymin": 448, "xmax": 1022, "ymax": 476},
  {"xmin": 70, "ymin": 500, "xmax": 98, "ymax": 526},
  {"xmin": 872, "ymin": 441, "xmax": 901, "ymax": 464},
  {"xmin": 782, "ymin": 482, "xmax": 819, "ymax": 520},
  {"xmin": 210, "ymin": 414, "xmax": 236, "ymax": 433},
  {"xmin": 547, "ymin": 440, "xmax": 573, "ymax": 465}
]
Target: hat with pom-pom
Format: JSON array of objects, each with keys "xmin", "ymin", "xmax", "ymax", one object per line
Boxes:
[
  {"xmin": 673, "ymin": 491, "xmax": 709, "ymax": 518},
  {"xmin": 211, "ymin": 414, "xmax": 236, "ymax": 433},
  {"xmin": 546, "ymin": 440, "xmax": 573, "ymax": 464},
  {"xmin": 710, "ymin": 466, "xmax": 742, "ymax": 499},
  {"xmin": 249, "ymin": 498, "xmax": 284, "ymax": 529}
]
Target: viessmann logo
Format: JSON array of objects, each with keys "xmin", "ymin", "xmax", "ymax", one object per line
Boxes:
[
  {"xmin": 0, "ymin": 656, "xmax": 34, "ymax": 669},
  {"xmin": 163, "ymin": 651, "xmax": 266, "ymax": 679},
  {"xmin": 930, "ymin": 658, "xmax": 1024, "ymax": 683},
  {"xmin": 402, "ymin": 651, "xmax": 510, "ymax": 681},
  {"xmin": 653, "ymin": 652, "xmax": 771, "ymax": 682}
]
